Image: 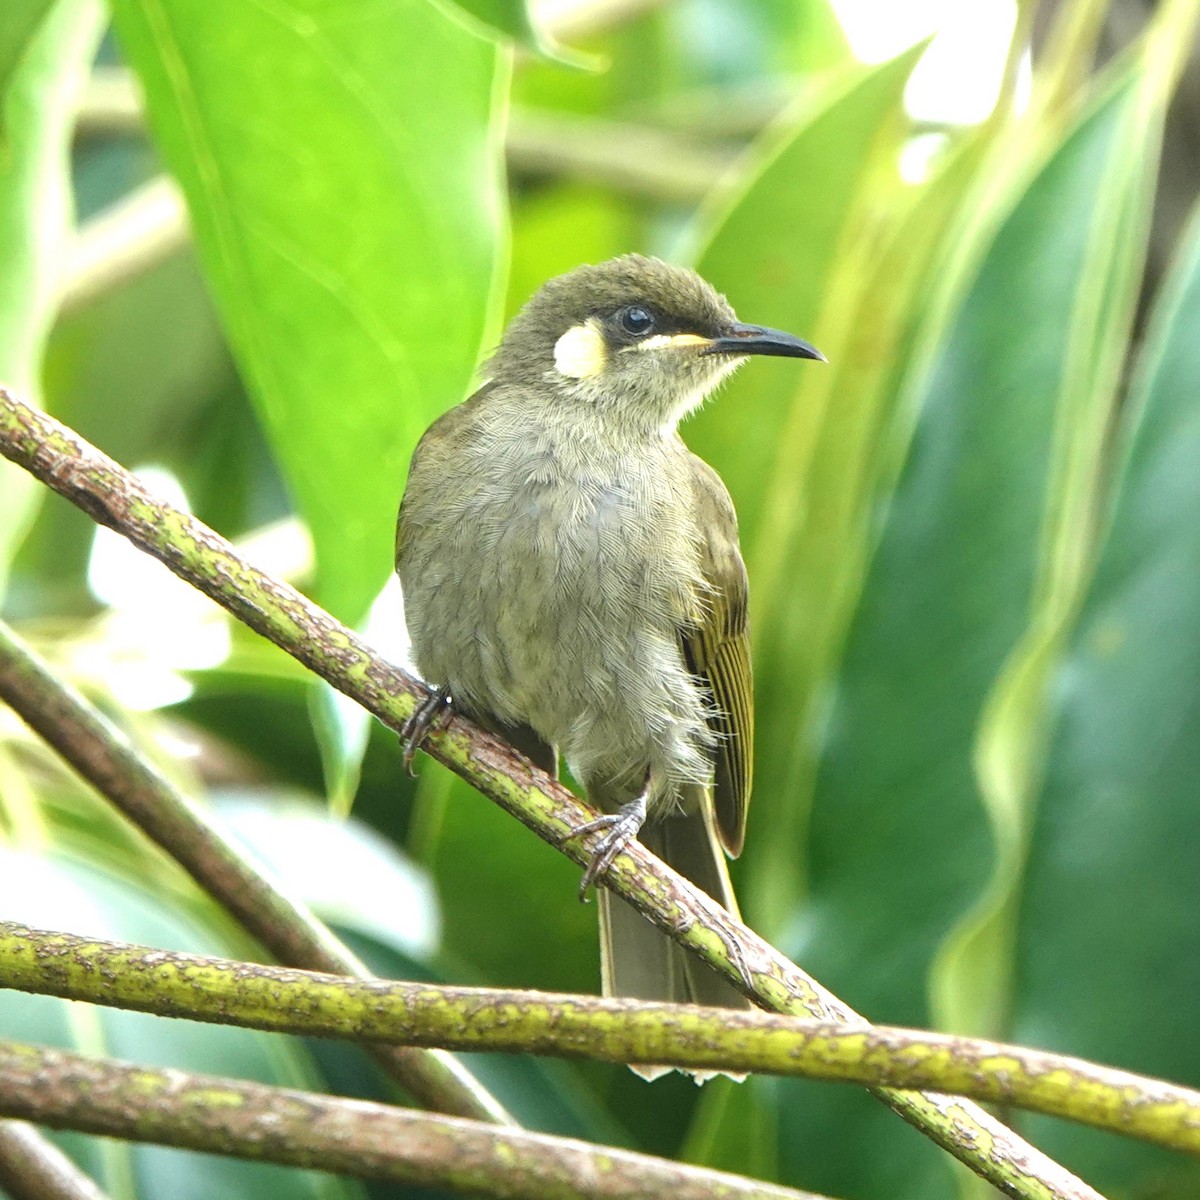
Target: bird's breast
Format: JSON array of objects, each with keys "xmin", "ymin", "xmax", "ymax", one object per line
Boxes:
[{"xmin": 402, "ymin": 430, "xmax": 708, "ymax": 752}]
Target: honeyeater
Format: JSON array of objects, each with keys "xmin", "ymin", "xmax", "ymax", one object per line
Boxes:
[{"xmin": 396, "ymin": 254, "xmax": 823, "ymax": 1016}]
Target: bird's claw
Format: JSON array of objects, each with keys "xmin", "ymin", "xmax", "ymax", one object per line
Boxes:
[
  {"xmin": 401, "ymin": 686, "xmax": 452, "ymax": 776},
  {"xmin": 564, "ymin": 793, "xmax": 648, "ymax": 900}
]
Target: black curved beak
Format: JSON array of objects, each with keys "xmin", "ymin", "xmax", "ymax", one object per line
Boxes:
[{"xmin": 705, "ymin": 323, "xmax": 826, "ymax": 361}]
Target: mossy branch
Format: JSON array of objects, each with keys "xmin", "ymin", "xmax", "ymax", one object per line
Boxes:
[
  {"xmin": 0, "ymin": 1039, "xmax": 828, "ymax": 1200},
  {"xmin": 5, "ymin": 920, "xmax": 1200, "ymax": 1158},
  {"xmin": 0, "ymin": 385, "xmax": 1100, "ymax": 1200}
]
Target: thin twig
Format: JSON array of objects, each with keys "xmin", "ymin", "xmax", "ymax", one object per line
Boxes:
[
  {"xmin": 0, "ymin": 1039, "xmax": 828, "ymax": 1200},
  {"xmin": 58, "ymin": 176, "xmax": 190, "ymax": 318},
  {"xmin": 4, "ymin": 921, "xmax": 1199, "ymax": 1157},
  {"xmin": 0, "ymin": 386, "xmax": 1105, "ymax": 1200},
  {"xmin": 0, "ymin": 621, "xmax": 509, "ymax": 1127},
  {"xmin": 0, "ymin": 1120, "xmax": 108, "ymax": 1200},
  {"xmin": 509, "ymin": 111, "xmax": 734, "ymax": 201}
]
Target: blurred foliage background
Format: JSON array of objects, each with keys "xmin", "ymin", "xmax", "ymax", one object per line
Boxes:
[{"xmin": 3, "ymin": 0, "xmax": 1200, "ymax": 1196}]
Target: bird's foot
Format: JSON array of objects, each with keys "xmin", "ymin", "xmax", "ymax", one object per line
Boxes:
[
  {"xmin": 565, "ymin": 792, "xmax": 648, "ymax": 900},
  {"xmin": 400, "ymin": 686, "xmax": 452, "ymax": 776}
]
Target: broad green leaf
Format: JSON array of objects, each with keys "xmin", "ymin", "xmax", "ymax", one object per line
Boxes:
[
  {"xmin": 758, "ymin": 58, "xmax": 1165, "ymax": 1200},
  {"xmin": 107, "ymin": 0, "xmax": 509, "ymax": 628},
  {"xmin": 933, "ymin": 21, "xmax": 1189, "ymax": 1047},
  {"xmin": 0, "ymin": 0, "xmax": 103, "ymax": 597},
  {"xmin": 808, "ymin": 66, "xmax": 1153, "ymax": 1023},
  {"xmin": 1010, "ymin": 192, "xmax": 1200, "ymax": 1197}
]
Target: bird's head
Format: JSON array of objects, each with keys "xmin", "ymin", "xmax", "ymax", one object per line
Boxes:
[{"xmin": 489, "ymin": 255, "xmax": 824, "ymax": 434}]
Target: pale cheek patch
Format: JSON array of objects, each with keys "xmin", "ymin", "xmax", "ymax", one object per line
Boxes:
[{"xmin": 554, "ymin": 320, "xmax": 607, "ymax": 379}]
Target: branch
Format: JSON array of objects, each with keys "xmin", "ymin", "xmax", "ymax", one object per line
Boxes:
[
  {"xmin": 0, "ymin": 1120, "xmax": 108, "ymax": 1200},
  {"xmin": 0, "ymin": 621, "xmax": 508, "ymax": 1127},
  {"xmin": 0, "ymin": 1039, "xmax": 828, "ymax": 1200},
  {"xmin": 508, "ymin": 111, "xmax": 732, "ymax": 203},
  {"xmin": 4, "ymin": 921, "xmax": 1200, "ymax": 1157},
  {"xmin": 0, "ymin": 386, "xmax": 1103, "ymax": 1200},
  {"xmin": 57, "ymin": 176, "xmax": 190, "ymax": 319}
]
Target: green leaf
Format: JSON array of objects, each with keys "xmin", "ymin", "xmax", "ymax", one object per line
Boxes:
[
  {"xmin": 932, "ymin": 45, "xmax": 1175, "ymax": 1046},
  {"xmin": 0, "ymin": 0, "xmax": 55, "ymax": 117},
  {"xmin": 1010, "ymin": 192, "xmax": 1200, "ymax": 1197},
  {"xmin": 107, "ymin": 0, "xmax": 509, "ymax": 627},
  {"xmin": 687, "ymin": 47, "xmax": 931, "ymax": 946},
  {"xmin": 759, "ymin": 55, "xmax": 1165, "ymax": 1200},
  {"xmin": 0, "ymin": 0, "xmax": 103, "ymax": 596},
  {"xmin": 810, "ymin": 63, "xmax": 1154, "ymax": 1025},
  {"xmin": 688, "ymin": 49, "xmax": 924, "ymax": 547}
]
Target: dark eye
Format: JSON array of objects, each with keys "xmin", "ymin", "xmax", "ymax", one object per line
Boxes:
[{"xmin": 619, "ymin": 305, "xmax": 655, "ymax": 336}]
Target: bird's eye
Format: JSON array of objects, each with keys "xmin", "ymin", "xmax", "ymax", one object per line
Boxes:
[{"xmin": 619, "ymin": 305, "xmax": 655, "ymax": 336}]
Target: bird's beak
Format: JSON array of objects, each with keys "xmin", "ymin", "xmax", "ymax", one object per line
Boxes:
[{"xmin": 704, "ymin": 323, "xmax": 826, "ymax": 361}]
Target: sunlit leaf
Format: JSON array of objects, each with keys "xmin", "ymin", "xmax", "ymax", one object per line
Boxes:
[
  {"xmin": 107, "ymin": 0, "xmax": 509, "ymax": 627},
  {"xmin": 0, "ymin": 0, "xmax": 55, "ymax": 116}
]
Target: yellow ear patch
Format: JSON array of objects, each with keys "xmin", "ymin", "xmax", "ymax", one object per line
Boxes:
[{"xmin": 554, "ymin": 321, "xmax": 607, "ymax": 379}]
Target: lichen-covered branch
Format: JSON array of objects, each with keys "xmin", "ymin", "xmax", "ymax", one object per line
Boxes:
[
  {"xmin": 0, "ymin": 1039, "xmax": 828, "ymax": 1200},
  {"xmin": 0, "ymin": 621, "xmax": 508, "ymax": 1127},
  {"xmin": 0, "ymin": 1119, "xmax": 108, "ymax": 1200},
  {"xmin": 0, "ymin": 386, "xmax": 1102, "ymax": 1200},
  {"xmin": 4, "ymin": 921, "xmax": 1200, "ymax": 1157}
]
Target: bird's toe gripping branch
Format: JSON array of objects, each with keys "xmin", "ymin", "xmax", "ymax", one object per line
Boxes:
[
  {"xmin": 400, "ymin": 685, "xmax": 453, "ymax": 776},
  {"xmin": 563, "ymin": 791, "xmax": 649, "ymax": 901}
]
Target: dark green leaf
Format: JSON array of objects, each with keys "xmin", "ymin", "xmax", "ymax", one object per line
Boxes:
[
  {"xmin": 1012, "ymin": 193, "xmax": 1200, "ymax": 1197},
  {"xmin": 764, "ymin": 67, "xmax": 1161, "ymax": 1200}
]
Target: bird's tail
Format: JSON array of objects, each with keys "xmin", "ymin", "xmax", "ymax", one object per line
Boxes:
[{"xmin": 598, "ymin": 801, "xmax": 750, "ymax": 1047}]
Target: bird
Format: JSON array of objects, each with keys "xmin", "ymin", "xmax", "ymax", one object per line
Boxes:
[{"xmin": 396, "ymin": 254, "xmax": 823, "ymax": 1015}]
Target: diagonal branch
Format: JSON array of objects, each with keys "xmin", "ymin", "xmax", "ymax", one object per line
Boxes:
[
  {"xmin": 0, "ymin": 1039, "xmax": 829, "ymax": 1200},
  {"xmin": 4, "ymin": 921, "xmax": 1200, "ymax": 1157},
  {"xmin": 0, "ymin": 385, "xmax": 1104, "ymax": 1200}
]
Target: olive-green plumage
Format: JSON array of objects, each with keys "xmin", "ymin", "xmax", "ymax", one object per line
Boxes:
[{"xmin": 396, "ymin": 255, "xmax": 821, "ymax": 1025}]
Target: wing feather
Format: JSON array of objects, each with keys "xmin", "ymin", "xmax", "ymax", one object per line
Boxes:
[{"xmin": 679, "ymin": 455, "xmax": 753, "ymax": 857}]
